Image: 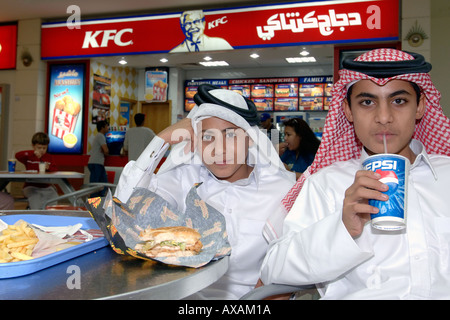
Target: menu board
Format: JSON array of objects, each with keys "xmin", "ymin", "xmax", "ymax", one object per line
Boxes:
[
  {"xmin": 251, "ymin": 84, "xmax": 273, "ymax": 98},
  {"xmin": 228, "ymin": 84, "xmax": 251, "ymax": 98},
  {"xmin": 299, "ymin": 97, "xmax": 323, "ymax": 111},
  {"xmin": 184, "ymin": 76, "xmax": 332, "ymax": 112},
  {"xmin": 274, "ymin": 83, "xmax": 298, "ymax": 97},
  {"xmin": 183, "ymin": 80, "xmax": 228, "ymax": 112},
  {"xmin": 253, "ymin": 98, "xmax": 273, "ymax": 111},
  {"xmin": 274, "ymin": 98, "xmax": 298, "ymax": 111},
  {"xmin": 47, "ymin": 62, "xmax": 86, "ymax": 154}
]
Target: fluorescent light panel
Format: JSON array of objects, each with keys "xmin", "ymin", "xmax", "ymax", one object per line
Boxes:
[
  {"xmin": 286, "ymin": 56, "xmax": 316, "ymax": 63},
  {"xmin": 199, "ymin": 60, "xmax": 229, "ymax": 67}
]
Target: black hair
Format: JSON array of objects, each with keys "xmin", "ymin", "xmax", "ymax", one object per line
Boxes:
[
  {"xmin": 96, "ymin": 120, "xmax": 109, "ymax": 132},
  {"xmin": 194, "ymin": 84, "xmax": 260, "ymax": 126},
  {"xmin": 32, "ymin": 132, "xmax": 50, "ymax": 145},
  {"xmin": 283, "ymin": 118, "xmax": 320, "ymax": 156},
  {"xmin": 134, "ymin": 113, "xmax": 145, "ymax": 126}
]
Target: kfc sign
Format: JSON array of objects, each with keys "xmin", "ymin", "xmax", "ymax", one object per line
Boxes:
[
  {"xmin": 82, "ymin": 28, "xmax": 133, "ymax": 48},
  {"xmin": 41, "ymin": 0, "xmax": 398, "ymax": 59},
  {"xmin": 0, "ymin": 24, "xmax": 17, "ymax": 69}
]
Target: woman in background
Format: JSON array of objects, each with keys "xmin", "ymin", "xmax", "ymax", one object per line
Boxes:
[{"xmin": 278, "ymin": 118, "xmax": 320, "ymax": 179}]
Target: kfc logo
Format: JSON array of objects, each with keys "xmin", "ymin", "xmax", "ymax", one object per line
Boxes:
[{"xmin": 82, "ymin": 28, "xmax": 133, "ymax": 48}]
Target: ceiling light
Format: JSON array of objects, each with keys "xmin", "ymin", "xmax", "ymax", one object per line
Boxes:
[
  {"xmin": 250, "ymin": 53, "xmax": 259, "ymax": 59},
  {"xmin": 203, "ymin": 56, "xmax": 212, "ymax": 61},
  {"xmin": 300, "ymin": 50, "xmax": 310, "ymax": 56},
  {"xmin": 199, "ymin": 61, "xmax": 229, "ymax": 67},
  {"xmin": 118, "ymin": 57, "xmax": 127, "ymax": 65},
  {"xmin": 160, "ymin": 58, "xmax": 168, "ymax": 63},
  {"xmin": 285, "ymin": 57, "xmax": 316, "ymax": 63}
]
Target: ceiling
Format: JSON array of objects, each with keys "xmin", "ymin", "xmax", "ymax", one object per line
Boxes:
[{"xmin": 0, "ymin": 0, "xmax": 335, "ymax": 71}]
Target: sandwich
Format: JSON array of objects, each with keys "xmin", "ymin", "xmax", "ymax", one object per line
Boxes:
[{"xmin": 134, "ymin": 226, "xmax": 203, "ymax": 258}]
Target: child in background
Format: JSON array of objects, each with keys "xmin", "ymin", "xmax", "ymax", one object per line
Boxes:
[{"xmin": 16, "ymin": 132, "xmax": 58, "ymax": 209}]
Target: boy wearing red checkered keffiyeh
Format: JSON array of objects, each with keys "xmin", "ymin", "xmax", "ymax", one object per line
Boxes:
[{"xmin": 260, "ymin": 49, "xmax": 450, "ymax": 299}]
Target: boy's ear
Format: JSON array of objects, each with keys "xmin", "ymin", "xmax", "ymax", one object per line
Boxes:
[
  {"xmin": 415, "ymin": 93, "xmax": 426, "ymax": 120},
  {"xmin": 342, "ymin": 98, "xmax": 354, "ymax": 123}
]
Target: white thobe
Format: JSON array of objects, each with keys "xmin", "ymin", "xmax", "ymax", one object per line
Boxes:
[
  {"xmin": 260, "ymin": 140, "xmax": 450, "ymax": 299},
  {"xmin": 116, "ymin": 136, "xmax": 295, "ymax": 299}
]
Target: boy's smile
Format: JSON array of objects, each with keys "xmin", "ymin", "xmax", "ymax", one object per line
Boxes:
[{"xmin": 343, "ymin": 79, "xmax": 426, "ymax": 163}]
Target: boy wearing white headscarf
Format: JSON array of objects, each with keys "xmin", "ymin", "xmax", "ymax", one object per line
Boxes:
[
  {"xmin": 260, "ymin": 49, "xmax": 450, "ymax": 299},
  {"xmin": 115, "ymin": 85, "xmax": 295, "ymax": 299}
]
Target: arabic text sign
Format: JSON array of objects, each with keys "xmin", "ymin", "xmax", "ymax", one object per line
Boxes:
[{"xmin": 41, "ymin": 0, "xmax": 398, "ymax": 59}]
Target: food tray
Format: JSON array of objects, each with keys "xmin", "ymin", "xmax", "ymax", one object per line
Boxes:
[{"xmin": 0, "ymin": 214, "xmax": 108, "ymax": 279}]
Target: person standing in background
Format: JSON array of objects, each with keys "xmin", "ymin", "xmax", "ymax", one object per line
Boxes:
[
  {"xmin": 123, "ymin": 113, "xmax": 156, "ymax": 161},
  {"xmin": 88, "ymin": 120, "xmax": 109, "ymax": 196},
  {"xmin": 260, "ymin": 113, "xmax": 280, "ymax": 144}
]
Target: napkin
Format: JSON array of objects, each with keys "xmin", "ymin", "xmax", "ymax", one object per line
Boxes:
[{"xmin": 86, "ymin": 185, "xmax": 231, "ymax": 268}]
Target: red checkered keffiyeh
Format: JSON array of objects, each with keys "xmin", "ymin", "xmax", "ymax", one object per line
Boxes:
[{"xmin": 263, "ymin": 49, "xmax": 450, "ymax": 240}]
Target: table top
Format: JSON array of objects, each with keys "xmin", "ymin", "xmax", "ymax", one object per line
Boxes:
[
  {"xmin": 0, "ymin": 171, "xmax": 84, "ymax": 179},
  {"xmin": 0, "ymin": 210, "xmax": 229, "ymax": 300}
]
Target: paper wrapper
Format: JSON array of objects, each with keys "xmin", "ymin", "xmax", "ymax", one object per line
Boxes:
[
  {"xmin": 0, "ymin": 219, "xmax": 95, "ymax": 259},
  {"xmin": 85, "ymin": 185, "xmax": 231, "ymax": 268}
]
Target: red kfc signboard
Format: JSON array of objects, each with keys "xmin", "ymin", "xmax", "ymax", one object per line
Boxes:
[
  {"xmin": 41, "ymin": 0, "xmax": 399, "ymax": 59},
  {"xmin": 0, "ymin": 24, "xmax": 17, "ymax": 69}
]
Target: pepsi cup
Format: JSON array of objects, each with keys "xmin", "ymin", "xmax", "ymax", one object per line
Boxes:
[
  {"xmin": 362, "ymin": 154, "xmax": 409, "ymax": 231},
  {"xmin": 8, "ymin": 159, "xmax": 16, "ymax": 173}
]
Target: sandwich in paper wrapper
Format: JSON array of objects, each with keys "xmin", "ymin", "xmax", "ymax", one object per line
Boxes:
[{"xmin": 85, "ymin": 184, "xmax": 231, "ymax": 268}]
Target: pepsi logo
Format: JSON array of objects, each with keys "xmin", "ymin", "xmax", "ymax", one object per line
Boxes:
[{"xmin": 376, "ymin": 169, "xmax": 398, "ymax": 196}]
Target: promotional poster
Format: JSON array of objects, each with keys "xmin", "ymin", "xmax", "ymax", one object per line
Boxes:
[{"xmin": 47, "ymin": 63, "xmax": 85, "ymax": 154}]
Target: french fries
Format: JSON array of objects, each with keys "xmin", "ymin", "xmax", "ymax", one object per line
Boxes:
[{"xmin": 0, "ymin": 221, "xmax": 38, "ymax": 263}]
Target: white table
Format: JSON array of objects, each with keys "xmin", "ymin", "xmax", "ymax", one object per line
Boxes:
[{"xmin": 0, "ymin": 171, "xmax": 84, "ymax": 206}]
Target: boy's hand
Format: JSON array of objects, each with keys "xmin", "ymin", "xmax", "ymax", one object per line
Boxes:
[
  {"xmin": 276, "ymin": 142, "xmax": 288, "ymax": 156},
  {"xmin": 158, "ymin": 118, "xmax": 196, "ymax": 153},
  {"xmin": 34, "ymin": 150, "xmax": 44, "ymax": 159},
  {"xmin": 342, "ymin": 170, "xmax": 389, "ymax": 237}
]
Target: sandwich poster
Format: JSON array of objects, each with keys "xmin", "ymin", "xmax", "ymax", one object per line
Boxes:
[{"xmin": 47, "ymin": 63, "xmax": 86, "ymax": 154}]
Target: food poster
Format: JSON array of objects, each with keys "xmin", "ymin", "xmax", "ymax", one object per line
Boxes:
[
  {"xmin": 299, "ymin": 97, "xmax": 323, "ymax": 110},
  {"xmin": 274, "ymin": 98, "xmax": 298, "ymax": 111},
  {"xmin": 274, "ymin": 83, "xmax": 298, "ymax": 98},
  {"xmin": 47, "ymin": 63, "xmax": 85, "ymax": 154},
  {"xmin": 92, "ymin": 74, "xmax": 111, "ymax": 124},
  {"xmin": 228, "ymin": 84, "xmax": 251, "ymax": 98},
  {"xmin": 145, "ymin": 69, "xmax": 168, "ymax": 102},
  {"xmin": 252, "ymin": 98, "xmax": 273, "ymax": 111},
  {"xmin": 251, "ymin": 84, "xmax": 273, "ymax": 98},
  {"xmin": 299, "ymin": 83, "xmax": 324, "ymax": 97}
]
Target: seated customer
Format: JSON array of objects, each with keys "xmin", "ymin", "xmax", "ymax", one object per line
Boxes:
[
  {"xmin": 115, "ymin": 85, "xmax": 295, "ymax": 299},
  {"xmin": 260, "ymin": 49, "xmax": 450, "ymax": 299},
  {"xmin": 278, "ymin": 118, "xmax": 320, "ymax": 179},
  {"xmin": 16, "ymin": 132, "xmax": 58, "ymax": 209}
]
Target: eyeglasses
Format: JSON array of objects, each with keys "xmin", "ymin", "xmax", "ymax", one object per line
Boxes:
[{"xmin": 183, "ymin": 17, "xmax": 205, "ymax": 28}]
